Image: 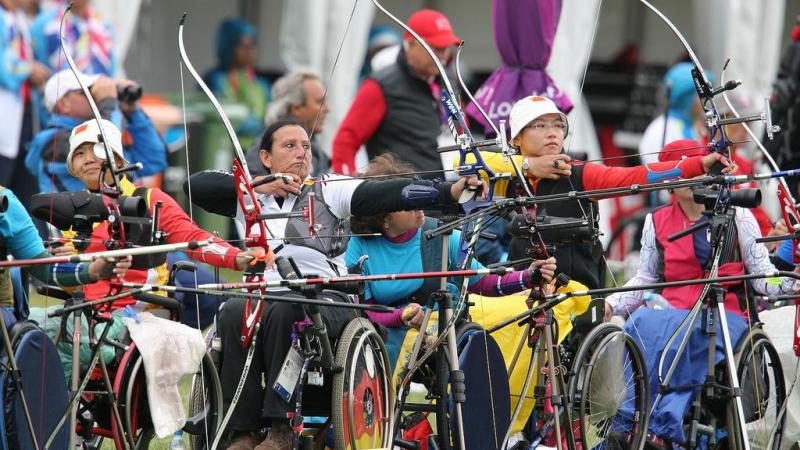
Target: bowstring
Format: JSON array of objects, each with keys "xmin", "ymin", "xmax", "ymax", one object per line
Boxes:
[
  {"xmin": 178, "ymin": 49, "xmax": 210, "ymax": 447},
  {"xmin": 562, "ymin": 0, "xmax": 652, "ymax": 351},
  {"xmin": 308, "ymin": 0, "xmax": 360, "ymax": 145},
  {"xmin": 720, "ymin": 62, "xmax": 791, "ymax": 450},
  {"xmin": 449, "ymin": 43, "xmax": 501, "ymax": 444}
]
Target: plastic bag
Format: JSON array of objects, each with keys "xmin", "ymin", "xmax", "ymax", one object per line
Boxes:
[{"xmin": 122, "ymin": 310, "xmax": 205, "ymax": 438}]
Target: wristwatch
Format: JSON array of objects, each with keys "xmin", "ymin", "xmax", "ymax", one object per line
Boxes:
[{"xmin": 522, "ymin": 157, "xmax": 530, "ymax": 172}]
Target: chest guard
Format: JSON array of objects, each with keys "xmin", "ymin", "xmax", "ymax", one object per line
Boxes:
[{"xmin": 285, "ymin": 182, "xmax": 350, "ymax": 258}]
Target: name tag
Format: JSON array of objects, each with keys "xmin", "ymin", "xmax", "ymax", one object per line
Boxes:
[{"xmin": 273, "ymin": 346, "xmax": 305, "ymax": 403}]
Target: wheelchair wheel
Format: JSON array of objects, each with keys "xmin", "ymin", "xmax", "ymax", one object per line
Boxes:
[
  {"xmin": 568, "ymin": 323, "xmax": 649, "ymax": 450},
  {"xmin": 332, "ymin": 318, "xmax": 393, "ymax": 450},
  {"xmin": 114, "ymin": 342, "xmax": 223, "ymax": 450},
  {"xmin": 726, "ymin": 327, "xmax": 785, "ymax": 450},
  {"xmin": 113, "ymin": 344, "xmax": 153, "ymax": 450},
  {"xmin": 187, "ymin": 347, "xmax": 224, "ymax": 449}
]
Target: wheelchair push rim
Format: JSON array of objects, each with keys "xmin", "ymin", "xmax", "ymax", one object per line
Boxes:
[
  {"xmin": 727, "ymin": 327, "xmax": 786, "ymax": 450},
  {"xmin": 568, "ymin": 322, "xmax": 650, "ymax": 450}
]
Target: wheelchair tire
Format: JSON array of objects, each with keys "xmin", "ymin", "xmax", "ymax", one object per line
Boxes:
[
  {"xmin": 568, "ymin": 322, "xmax": 649, "ymax": 450},
  {"xmin": 113, "ymin": 344, "xmax": 152, "ymax": 450},
  {"xmin": 187, "ymin": 352, "xmax": 224, "ymax": 450},
  {"xmin": 726, "ymin": 327, "xmax": 785, "ymax": 450},
  {"xmin": 332, "ymin": 318, "xmax": 393, "ymax": 450},
  {"xmin": 114, "ymin": 343, "xmax": 223, "ymax": 450}
]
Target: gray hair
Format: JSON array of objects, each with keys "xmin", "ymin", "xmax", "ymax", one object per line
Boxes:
[{"xmin": 265, "ymin": 70, "xmax": 322, "ymax": 124}]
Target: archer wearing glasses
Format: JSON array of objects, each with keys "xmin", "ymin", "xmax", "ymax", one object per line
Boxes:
[{"xmin": 460, "ymin": 95, "xmax": 735, "ymax": 290}]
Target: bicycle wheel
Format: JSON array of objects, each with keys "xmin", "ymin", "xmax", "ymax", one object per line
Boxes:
[
  {"xmin": 568, "ymin": 323, "xmax": 649, "ymax": 450},
  {"xmin": 332, "ymin": 318, "xmax": 393, "ymax": 450},
  {"xmin": 726, "ymin": 328, "xmax": 785, "ymax": 450}
]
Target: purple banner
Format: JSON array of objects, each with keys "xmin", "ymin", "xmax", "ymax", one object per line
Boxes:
[{"xmin": 466, "ymin": 0, "xmax": 572, "ymax": 134}]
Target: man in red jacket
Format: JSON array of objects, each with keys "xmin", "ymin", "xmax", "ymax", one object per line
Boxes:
[{"xmin": 331, "ymin": 8, "xmax": 460, "ymax": 175}]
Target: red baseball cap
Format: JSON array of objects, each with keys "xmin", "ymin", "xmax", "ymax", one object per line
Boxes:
[
  {"xmin": 406, "ymin": 9, "xmax": 460, "ymax": 48},
  {"xmin": 658, "ymin": 139, "xmax": 707, "ymax": 162}
]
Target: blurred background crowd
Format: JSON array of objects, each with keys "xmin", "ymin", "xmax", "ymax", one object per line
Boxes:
[{"xmin": 1, "ymin": 0, "xmax": 800, "ymax": 265}]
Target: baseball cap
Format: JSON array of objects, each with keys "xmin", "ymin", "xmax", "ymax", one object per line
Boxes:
[
  {"xmin": 658, "ymin": 139, "xmax": 707, "ymax": 163},
  {"xmin": 44, "ymin": 69, "xmax": 101, "ymax": 112},
  {"xmin": 509, "ymin": 96, "xmax": 569, "ymax": 141},
  {"xmin": 67, "ymin": 119, "xmax": 127, "ymax": 176},
  {"xmin": 406, "ymin": 9, "xmax": 460, "ymax": 48}
]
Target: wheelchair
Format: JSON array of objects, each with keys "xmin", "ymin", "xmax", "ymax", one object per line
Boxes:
[
  {"xmin": 625, "ymin": 296, "xmax": 785, "ymax": 450},
  {"xmin": 394, "ymin": 314, "xmax": 509, "ymax": 450},
  {"xmin": 726, "ymin": 326, "xmax": 785, "ymax": 450},
  {"xmin": 684, "ymin": 324, "xmax": 785, "ymax": 450},
  {"xmin": 191, "ymin": 274, "xmax": 393, "ymax": 450},
  {"xmin": 395, "ymin": 296, "xmax": 651, "ymax": 450},
  {"xmin": 79, "ymin": 306, "xmax": 223, "ymax": 450},
  {"xmin": 1, "ymin": 318, "xmax": 70, "ymax": 450},
  {"xmin": 510, "ymin": 298, "xmax": 649, "ymax": 450},
  {"xmin": 565, "ymin": 319, "xmax": 650, "ymax": 450},
  {"xmin": 25, "ymin": 278, "xmax": 223, "ymax": 449}
]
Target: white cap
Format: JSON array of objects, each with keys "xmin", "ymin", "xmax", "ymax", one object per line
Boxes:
[
  {"xmin": 508, "ymin": 95, "xmax": 569, "ymax": 141},
  {"xmin": 44, "ymin": 69, "xmax": 101, "ymax": 112},
  {"xmin": 67, "ymin": 119, "xmax": 127, "ymax": 176}
]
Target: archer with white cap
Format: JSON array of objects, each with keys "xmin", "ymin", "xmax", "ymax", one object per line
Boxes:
[
  {"xmin": 43, "ymin": 117, "xmax": 268, "ymax": 312},
  {"xmin": 466, "ymin": 95, "xmax": 736, "ymax": 290}
]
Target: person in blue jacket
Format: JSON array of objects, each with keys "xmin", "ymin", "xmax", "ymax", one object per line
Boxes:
[
  {"xmin": 25, "ymin": 69, "xmax": 166, "ymax": 194},
  {"xmin": 203, "ymin": 17, "xmax": 270, "ymax": 146}
]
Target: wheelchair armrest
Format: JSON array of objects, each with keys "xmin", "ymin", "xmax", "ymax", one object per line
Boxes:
[
  {"xmin": 35, "ymin": 283, "xmax": 72, "ymax": 301},
  {"xmin": 133, "ymin": 293, "xmax": 183, "ymax": 312}
]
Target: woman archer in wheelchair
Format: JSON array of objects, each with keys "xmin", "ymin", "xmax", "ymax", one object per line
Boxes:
[
  {"xmin": 604, "ymin": 140, "xmax": 792, "ymax": 450},
  {"xmin": 346, "ymin": 154, "xmax": 643, "ymax": 450},
  {"xmin": 184, "ymin": 119, "xmax": 487, "ymax": 450},
  {"xmin": 22, "ymin": 117, "xmax": 267, "ymax": 449}
]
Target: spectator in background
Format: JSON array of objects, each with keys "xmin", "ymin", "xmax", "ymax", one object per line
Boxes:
[
  {"xmin": 0, "ymin": 0, "xmax": 51, "ymax": 210},
  {"xmin": 332, "ymin": 9, "xmax": 461, "ymax": 175},
  {"xmin": 204, "ymin": 17, "xmax": 270, "ymax": 148},
  {"xmin": 31, "ymin": 0, "xmax": 116, "ymax": 76},
  {"xmin": 246, "ymin": 70, "xmax": 330, "ymax": 177},
  {"xmin": 25, "ymin": 69, "xmax": 166, "ymax": 194},
  {"xmin": 360, "ymin": 25, "xmax": 402, "ymax": 80},
  {"xmin": 765, "ymin": 15, "xmax": 800, "ymax": 197},
  {"xmin": 638, "ymin": 62, "xmax": 708, "ymax": 165}
]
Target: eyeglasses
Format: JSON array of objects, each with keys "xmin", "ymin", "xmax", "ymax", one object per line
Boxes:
[{"xmin": 527, "ymin": 121, "xmax": 567, "ymax": 132}]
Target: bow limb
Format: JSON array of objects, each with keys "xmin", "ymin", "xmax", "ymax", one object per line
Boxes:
[
  {"xmin": 639, "ymin": 0, "xmax": 711, "ymax": 88},
  {"xmin": 56, "ymin": 6, "xmax": 137, "ymax": 450},
  {"xmin": 179, "ymin": 14, "xmax": 269, "ymax": 450},
  {"xmin": 60, "ymin": 6, "xmax": 123, "ymax": 194},
  {"xmin": 60, "ymin": 5, "xmax": 131, "ymax": 252},
  {"xmin": 720, "ymin": 69, "xmax": 800, "ymax": 361}
]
